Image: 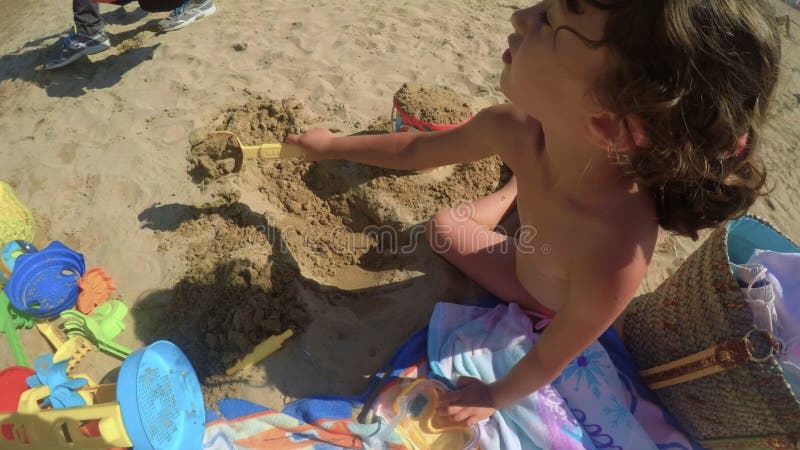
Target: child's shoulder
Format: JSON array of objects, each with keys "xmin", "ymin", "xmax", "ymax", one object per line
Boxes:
[
  {"xmin": 566, "ymin": 205, "xmax": 657, "ymax": 299},
  {"xmin": 473, "ymin": 104, "xmax": 543, "ymax": 162},
  {"xmin": 476, "ymin": 104, "xmax": 538, "ymax": 132}
]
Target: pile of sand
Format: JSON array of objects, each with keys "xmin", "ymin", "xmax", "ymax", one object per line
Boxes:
[
  {"xmin": 187, "ymin": 132, "xmax": 241, "ymax": 182},
  {"xmin": 393, "ymin": 82, "xmax": 473, "ymax": 124},
  {"xmin": 149, "ymin": 208, "xmax": 308, "ymax": 386},
  {"xmin": 184, "ymin": 91, "xmax": 508, "ymax": 286},
  {"xmin": 188, "ymin": 97, "xmax": 308, "ymax": 184}
]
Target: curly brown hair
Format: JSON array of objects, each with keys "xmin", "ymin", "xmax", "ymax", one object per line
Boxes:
[{"xmin": 562, "ymin": 0, "xmax": 781, "ymax": 239}]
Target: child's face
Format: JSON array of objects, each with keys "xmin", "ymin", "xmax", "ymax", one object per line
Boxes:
[{"xmin": 501, "ymin": 0, "xmax": 612, "ymax": 135}]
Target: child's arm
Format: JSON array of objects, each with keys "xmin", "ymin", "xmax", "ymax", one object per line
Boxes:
[
  {"xmin": 286, "ymin": 104, "xmax": 533, "ymax": 170},
  {"xmin": 489, "ymin": 276, "xmax": 629, "ymax": 409},
  {"xmin": 438, "ymin": 244, "xmax": 644, "ymax": 426}
]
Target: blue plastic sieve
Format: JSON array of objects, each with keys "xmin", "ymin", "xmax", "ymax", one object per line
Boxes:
[{"xmin": 117, "ymin": 340, "xmax": 205, "ymax": 450}]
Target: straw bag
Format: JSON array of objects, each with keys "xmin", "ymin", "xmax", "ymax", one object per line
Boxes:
[{"xmin": 623, "ymin": 216, "xmax": 800, "ymax": 449}]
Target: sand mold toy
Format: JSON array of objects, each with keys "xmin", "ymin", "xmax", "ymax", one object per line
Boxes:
[
  {"xmin": 391, "ymin": 83, "xmax": 473, "ymax": 133},
  {"xmin": 0, "ymin": 366, "xmax": 36, "ymax": 442},
  {"xmin": 61, "ymin": 300, "xmax": 132, "ymax": 360},
  {"xmin": 26, "ymin": 354, "xmax": 88, "ymax": 409},
  {"xmin": 77, "ymin": 268, "xmax": 116, "ymax": 314},
  {"xmin": 381, "ymin": 379, "xmax": 480, "ymax": 450},
  {"xmin": 4, "ymin": 241, "xmax": 85, "ymax": 318}
]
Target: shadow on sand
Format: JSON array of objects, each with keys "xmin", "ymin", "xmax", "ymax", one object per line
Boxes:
[
  {"xmin": 131, "ymin": 201, "xmax": 449, "ymax": 399},
  {"xmin": 0, "ymin": 16, "xmax": 161, "ymax": 98}
]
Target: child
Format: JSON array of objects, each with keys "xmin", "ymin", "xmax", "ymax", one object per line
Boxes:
[{"xmin": 287, "ymin": 0, "xmax": 780, "ymax": 426}]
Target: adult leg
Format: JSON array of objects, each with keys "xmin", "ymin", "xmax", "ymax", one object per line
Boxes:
[
  {"xmin": 45, "ymin": 0, "xmax": 110, "ymax": 69},
  {"xmin": 73, "ymin": 0, "xmax": 104, "ymax": 35}
]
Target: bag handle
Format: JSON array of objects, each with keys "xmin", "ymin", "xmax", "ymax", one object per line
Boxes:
[{"xmin": 640, "ymin": 328, "xmax": 779, "ymax": 390}]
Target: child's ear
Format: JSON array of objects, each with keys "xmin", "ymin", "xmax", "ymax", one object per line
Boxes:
[{"xmin": 584, "ymin": 112, "xmax": 649, "ymax": 153}]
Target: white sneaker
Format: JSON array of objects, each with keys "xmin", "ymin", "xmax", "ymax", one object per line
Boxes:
[
  {"xmin": 45, "ymin": 28, "xmax": 111, "ymax": 70},
  {"xmin": 159, "ymin": 0, "xmax": 216, "ymax": 32}
]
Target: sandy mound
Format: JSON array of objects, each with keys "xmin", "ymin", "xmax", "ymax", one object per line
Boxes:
[
  {"xmin": 147, "ymin": 208, "xmax": 308, "ymax": 387},
  {"xmin": 393, "ymin": 83, "xmax": 473, "ymax": 124},
  {"xmin": 184, "ymin": 94, "xmax": 508, "ymax": 283},
  {"xmin": 188, "ymin": 98, "xmax": 308, "ymax": 184},
  {"xmin": 188, "ymin": 132, "xmax": 241, "ymax": 182}
]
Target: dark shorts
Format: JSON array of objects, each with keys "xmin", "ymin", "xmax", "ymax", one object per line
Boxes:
[{"xmin": 136, "ymin": 0, "xmax": 189, "ymax": 12}]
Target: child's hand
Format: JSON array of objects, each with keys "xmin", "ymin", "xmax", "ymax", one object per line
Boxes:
[
  {"xmin": 286, "ymin": 128, "xmax": 335, "ymax": 161},
  {"xmin": 437, "ymin": 376, "xmax": 497, "ymax": 427}
]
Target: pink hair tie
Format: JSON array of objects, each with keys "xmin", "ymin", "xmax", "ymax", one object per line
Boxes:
[{"xmin": 721, "ymin": 134, "xmax": 749, "ymax": 159}]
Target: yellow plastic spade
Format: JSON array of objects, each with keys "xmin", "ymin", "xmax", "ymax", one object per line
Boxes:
[
  {"xmin": 208, "ymin": 131, "xmax": 304, "ymax": 172},
  {"xmin": 226, "ymin": 329, "xmax": 294, "ymax": 375}
]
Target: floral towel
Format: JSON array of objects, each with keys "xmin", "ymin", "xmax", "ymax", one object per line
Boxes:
[{"xmin": 428, "ymin": 302, "xmax": 698, "ymax": 450}]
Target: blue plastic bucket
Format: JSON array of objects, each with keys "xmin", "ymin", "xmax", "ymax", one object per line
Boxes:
[
  {"xmin": 3, "ymin": 241, "xmax": 84, "ymax": 318},
  {"xmin": 117, "ymin": 341, "xmax": 205, "ymax": 450}
]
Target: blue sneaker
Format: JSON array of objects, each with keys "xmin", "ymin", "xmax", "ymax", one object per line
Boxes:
[
  {"xmin": 45, "ymin": 27, "xmax": 111, "ymax": 70},
  {"xmin": 159, "ymin": 0, "xmax": 216, "ymax": 32}
]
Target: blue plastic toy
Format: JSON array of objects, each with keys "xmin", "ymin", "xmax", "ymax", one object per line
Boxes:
[
  {"xmin": 26, "ymin": 354, "xmax": 88, "ymax": 409},
  {"xmin": 3, "ymin": 241, "xmax": 85, "ymax": 318},
  {"xmin": 117, "ymin": 340, "xmax": 205, "ymax": 450},
  {"xmin": 0, "ymin": 240, "xmax": 36, "ymax": 283}
]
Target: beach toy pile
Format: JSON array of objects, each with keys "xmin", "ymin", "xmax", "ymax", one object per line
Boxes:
[{"xmin": 0, "ymin": 182, "xmax": 205, "ymax": 449}]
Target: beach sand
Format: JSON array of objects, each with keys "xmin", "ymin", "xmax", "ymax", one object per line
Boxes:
[{"xmin": 1, "ymin": 0, "xmax": 798, "ymax": 410}]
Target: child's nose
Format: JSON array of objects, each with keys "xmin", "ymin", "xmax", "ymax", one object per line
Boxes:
[{"xmin": 511, "ymin": 6, "xmax": 538, "ymax": 35}]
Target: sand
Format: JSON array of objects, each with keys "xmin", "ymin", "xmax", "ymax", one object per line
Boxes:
[
  {"xmin": 394, "ymin": 83, "xmax": 473, "ymax": 124},
  {"xmin": 0, "ymin": 0, "xmax": 798, "ymax": 410}
]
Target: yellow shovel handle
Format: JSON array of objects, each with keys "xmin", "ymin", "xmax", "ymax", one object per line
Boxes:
[
  {"xmin": 240, "ymin": 143, "xmax": 304, "ymax": 160},
  {"xmin": 226, "ymin": 329, "xmax": 294, "ymax": 375},
  {"xmin": 35, "ymin": 321, "xmax": 64, "ymax": 350}
]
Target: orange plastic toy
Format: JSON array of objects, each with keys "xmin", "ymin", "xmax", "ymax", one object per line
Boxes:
[{"xmin": 77, "ymin": 268, "xmax": 116, "ymax": 314}]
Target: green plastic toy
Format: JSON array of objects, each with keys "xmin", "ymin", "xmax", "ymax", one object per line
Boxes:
[
  {"xmin": 60, "ymin": 300, "xmax": 132, "ymax": 360},
  {"xmin": 0, "ymin": 291, "xmax": 30, "ymax": 366},
  {"xmin": 9, "ymin": 302, "xmax": 35, "ymax": 330}
]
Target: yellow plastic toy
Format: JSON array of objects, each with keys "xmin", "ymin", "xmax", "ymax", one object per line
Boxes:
[
  {"xmin": 35, "ymin": 321, "xmax": 94, "ymax": 374},
  {"xmin": 35, "ymin": 321, "xmax": 65, "ymax": 350},
  {"xmin": 55, "ymin": 336, "xmax": 95, "ymax": 374},
  {"xmin": 226, "ymin": 329, "xmax": 294, "ymax": 375},
  {"xmin": 0, "ymin": 372, "xmax": 132, "ymax": 449},
  {"xmin": 206, "ymin": 131, "xmax": 304, "ymax": 173},
  {"xmin": 391, "ymin": 379, "xmax": 480, "ymax": 450},
  {"xmin": 0, "ymin": 181, "xmax": 35, "ymax": 246}
]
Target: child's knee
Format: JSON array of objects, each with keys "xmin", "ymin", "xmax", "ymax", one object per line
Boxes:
[{"xmin": 426, "ymin": 209, "xmax": 456, "ymax": 252}]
